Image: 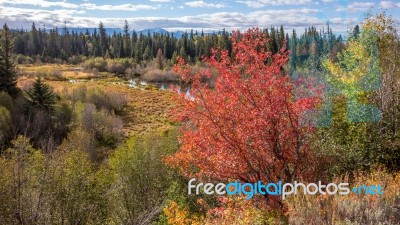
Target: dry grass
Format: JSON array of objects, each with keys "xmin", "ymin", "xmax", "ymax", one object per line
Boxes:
[
  {"xmin": 18, "ymin": 64, "xmax": 97, "ymax": 80},
  {"xmin": 62, "ymin": 71, "xmax": 94, "ymax": 79},
  {"xmin": 122, "ymin": 88, "xmax": 176, "ymax": 135},
  {"xmin": 286, "ymin": 169, "xmax": 400, "ymax": 225}
]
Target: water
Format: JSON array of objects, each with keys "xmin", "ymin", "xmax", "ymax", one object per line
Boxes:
[
  {"xmin": 68, "ymin": 79, "xmax": 87, "ymax": 84},
  {"xmin": 128, "ymin": 79, "xmax": 137, "ymax": 88}
]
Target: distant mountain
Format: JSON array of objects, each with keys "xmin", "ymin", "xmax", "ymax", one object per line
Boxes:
[
  {"xmin": 137, "ymin": 27, "xmax": 168, "ymax": 35},
  {"xmin": 137, "ymin": 28, "xmax": 184, "ymax": 38},
  {"xmin": 57, "ymin": 27, "xmax": 204, "ymax": 38},
  {"xmin": 58, "ymin": 28, "xmax": 123, "ymax": 35}
]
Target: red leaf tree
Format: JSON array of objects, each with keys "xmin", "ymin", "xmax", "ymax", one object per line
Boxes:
[{"xmin": 167, "ymin": 28, "xmax": 318, "ymax": 205}]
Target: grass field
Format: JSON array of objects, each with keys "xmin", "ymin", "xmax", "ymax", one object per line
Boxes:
[{"xmin": 17, "ymin": 64, "xmax": 177, "ymax": 137}]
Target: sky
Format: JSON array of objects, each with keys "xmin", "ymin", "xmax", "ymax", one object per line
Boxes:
[{"xmin": 0, "ymin": 0, "xmax": 399, "ymax": 33}]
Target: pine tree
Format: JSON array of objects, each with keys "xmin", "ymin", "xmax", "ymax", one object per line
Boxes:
[
  {"xmin": 269, "ymin": 27, "xmax": 278, "ymax": 54},
  {"xmin": 26, "ymin": 77, "xmax": 58, "ymax": 112},
  {"xmin": 98, "ymin": 22, "xmax": 109, "ymax": 57},
  {"xmin": 123, "ymin": 20, "xmax": 131, "ymax": 58},
  {"xmin": 352, "ymin": 25, "xmax": 360, "ymax": 40},
  {"xmin": 289, "ymin": 29, "xmax": 298, "ymax": 74},
  {"xmin": 279, "ymin": 25, "xmax": 285, "ymax": 49},
  {"xmin": 142, "ymin": 45, "xmax": 151, "ymax": 61},
  {"xmin": 0, "ymin": 24, "xmax": 18, "ymax": 96},
  {"xmin": 27, "ymin": 22, "xmax": 39, "ymax": 55}
]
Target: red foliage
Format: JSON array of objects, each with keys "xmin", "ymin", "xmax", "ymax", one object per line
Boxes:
[{"xmin": 167, "ymin": 28, "xmax": 318, "ymax": 206}]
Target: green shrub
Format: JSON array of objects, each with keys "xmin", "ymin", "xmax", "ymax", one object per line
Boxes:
[
  {"xmin": 15, "ymin": 54, "xmax": 34, "ymax": 64},
  {"xmin": 107, "ymin": 131, "xmax": 179, "ymax": 224},
  {"xmin": 106, "ymin": 58, "xmax": 135, "ymax": 74},
  {"xmin": 79, "ymin": 103, "xmax": 123, "ymax": 148},
  {"xmin": 0, "ymin": 91, "xmax": 13, "ymax": 110},
  {"xmin": 66, "ymin": 85, "xmax": 128, "ymax": 113},
  {"xmin": 142, "ymin": 69, "xmax": 178, "ymax": 82},
  {"xmin": 33, "ymin": 68, "xmax": 65, "ymax": 81},
  {"xmin": 83, "ymin": 58, "xmax": 136, "ymax": 75},
  {"xmin": 0, "ymin": 107, "xmax": 11, "ymax": 149},
  {"xmin": 83, "ymin": 57, "xmax": 107, "ymax": 72}
]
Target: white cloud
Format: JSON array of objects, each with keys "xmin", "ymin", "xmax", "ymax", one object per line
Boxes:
[
  {"xmin": 380, "ymin": 1, "xmax": 400, "ymax": 8},
  {"xmin": 236, "ymin": 1, "xmax": 264, "ymax": 8},
  {"xmin": 237, "ymin": 0, "xmax": 312, "ymax": 8},
  {"xmin": 150, "ymin": 0, "xmax": 174, "ymax": 2},
  {"xmin": 0, "ymin": 6, "xmax": 331, "ymax": 31},
  {"xmin": 0, "ymin": 4, "xmax": 369, "ymax": 34},
  {"xmin": 81, "ymin": 3, "xmax": 160, "ymax": 11},
  {"xmin": 0, "ymin": 6, "xmax": 85, "ymax": 28},
  {"xmin": 336, "ymin": 2, "xmax": 375, "ymax": 12},
  {"xmin": 0, "ymin": 0, "xmax": 79, "ymax": 9},
  {"xmin": 184, "ymin": 1, "xmax": 226, "ymax": 8}
]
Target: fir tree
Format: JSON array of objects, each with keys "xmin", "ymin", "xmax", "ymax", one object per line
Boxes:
[
  {"xmin": 98, "ymin": 22, "xmax": 109, "ymax": 57},
  {"xmin": 25, "ymin": 77, "xmax": 58, "ymax": 112},
  {"xmin": 352, "ymin": 25, "xmax": 360, "ymax": 40},
  {"xmin": 123, "ymin": 20, "xmax": 131, "ymax": 58},
  {"xmin": 0, "ymin": 24, "xmax": 18, "ymax": 96}
]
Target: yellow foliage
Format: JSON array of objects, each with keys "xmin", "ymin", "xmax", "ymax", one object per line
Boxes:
[
  {"xmin": 163, "ymin": 196, "xmax": 285, "ymax": 225},
  {"xmin": 324, "ymin": 40, "xmax": 371, "ymax": 86},
  {"xmin": 164, "ymin": 201, "xmax": 202, "ymax": 225}
]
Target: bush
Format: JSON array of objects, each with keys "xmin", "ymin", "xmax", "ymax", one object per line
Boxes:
[
  {"xmin": 0, "ymin": 107, "xmax": 12, "ymax": 149},
  {"xmin": 83, "ymin": 58, "xmax": 136, "ymax": 74},
  {"xmin": 0, "ymin": 136, "xmax": 109, "ymax": 224},
  {"xmin": 142, "ymin": 69, "xmax": 178, "ymax": 82},
  {"xmin": 107, "ymin": 131, "xmax": 179, "ymax": 224},
  {"xmin": 106, "ymin": 58, "xmax": 135, "ymax": 74},
  {"xmin": 162, "ymin": 196, "xmax": 286, "ymax": 225},
  {"xmin": 15, "ymin": 54, "xmax": 34, "ymax": 64},
  {"xmin": 83, "ymin": 57, "xmax": 107, "ymax": 72},
  {"xmin": 33, "ymin": 67, "xmax": 65, "ymax": 81},
  {"xmin": 0, "ymin": 91, "xmax": 13, "ymax": 111},
  {"xmin": 67, "ymin": 55, "xmax": 85, "ymax": 65},
  {"xmin": 80, "ymin": 103, "xmax": 123, "ymax": 148},
  {"xmin": 47, "ymin": 149, "xmax": 108, "ymax": 224},
  {"xmin": 66, "ymin": 85, "xmax": 128, "ymax": 113},
  {"xmin": 0, "ymin": 136, "xmax": 46, "ymax": 224}
]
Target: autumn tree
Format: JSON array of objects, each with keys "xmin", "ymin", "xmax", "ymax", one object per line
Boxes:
[
  {"xmin": 318, "ymin": 13, "xmax": 400, "ymax": 173},
  {"xmin": 361, "ymin": 13, "xmax": 400, "ymax": 170},
  {"xmin": 167, "ymin": 28, "xmax": 318, "ymax": 207}
]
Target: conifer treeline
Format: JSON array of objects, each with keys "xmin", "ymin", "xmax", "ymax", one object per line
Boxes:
[{"xmin": 8, "ymin": 21, "xmax": 346, "ymax": 65}]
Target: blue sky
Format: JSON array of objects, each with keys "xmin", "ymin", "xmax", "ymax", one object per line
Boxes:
[{"xmin": 0, "ymin": 0, "xmax": 399, "ymax": 33}]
